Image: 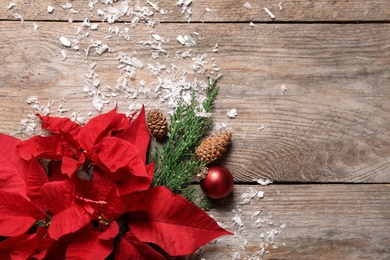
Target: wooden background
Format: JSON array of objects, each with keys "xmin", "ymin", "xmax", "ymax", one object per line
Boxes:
[{"xmin": 1, "ymin": 0, "xmax": 389, "ymax": 259}]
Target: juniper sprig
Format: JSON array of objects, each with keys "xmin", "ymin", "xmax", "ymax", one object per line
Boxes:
[{"xmin": 151, "ymin": 77, "xmax": 219, "ymax": 204}]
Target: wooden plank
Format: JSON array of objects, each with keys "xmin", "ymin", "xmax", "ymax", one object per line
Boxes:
[
  {"xmin": 193, "ymin": 184, "xmax": 390, "ymax": 259},
  {"xmin": 1, "ymin": 0, "xmax": 390, "ymax": 23},
  {"xmin": 1, "ymin": 22, "xmax": 390, "ymax": 182}
]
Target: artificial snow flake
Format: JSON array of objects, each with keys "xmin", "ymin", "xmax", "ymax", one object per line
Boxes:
[
  {"xmin": 232, "ymin": 214, "xmax": 244, "ymax": 227},
  {"xmin": 232, "ymin": 252, "xmax": 241, "ymax": 260},
  {"xmin": 26, "ymin": 96, "xmax": 38, "ymax": 104},
  {"xmin": 240, "ymin": 188, "xmax": 258, "ymax": 204},
  {"xmin": 47, "ymin": 6, "xmax": 54, "ymax": 13},
  {"xmin": 11, "ymin": 13, "xmax": 23, "ymax": 24},
  {"xmin": 263, "ymin": 7, "xmax": 276, "ymax": 19},
  {"xmin": 152, "ymin": 34, "xmax": 162, "ymax": 41},
  {"xmin": 60, "ymin": 36, "xmax": 71, "ymax": 47},
  {"xmin": 177, "ymin": 35, "xmax": 196, "ymax": 47},
  {"xmin": 278, "ymin": 2, "xmax": 283, "ymax": 11},
  {"xmin": 256, "ymin": 179, "xmax": 273, "ymax": 185},
  {"xmin": 7, "ymin": 2, "xmax": 16, "ymax": 10},
  {"xmin": 281, "ymin": 84, "xmax": 287, "ymax": 94},
  {"xmin": 212, "ymin": 43, "xmax": 218, "ymax": 53},
  {"xmin": 63, "ymin": 3, "xmax": 72, "ymax": 9},
  {"xmin": 227, "ymin": 109, "xmax": 237, "ymax": 118},
  {"xmin": 243, "ymin": 2, "xmax": 252, "ymax": 10},
  {"xmin": 61, "ymin": 50, "xmax": 67, "ymax": 61},
  {"xmin": 252, "ymin": 210, "xmax": 261, "ymax": 220},
  {"xmin": 258, "ymin": 190, "xmax": 265, "ymax": 198},
  {"xmin": 33, "ymin": 23, "xmax": 39, "ymax": 30}
]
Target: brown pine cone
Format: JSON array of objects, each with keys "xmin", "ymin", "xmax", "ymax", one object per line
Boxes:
[
  {"xmin": 147, "ymin": 109, "xmax": 168, "ymax": 139},
  {"xmin": 195, "ymin": 131, "xmax": 232, "ymax": 163}
]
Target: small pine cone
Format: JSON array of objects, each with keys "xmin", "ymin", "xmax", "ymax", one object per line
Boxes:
[
  {"xmin": 196, "ymin": 131, "xmax": 232, "ymax": 163},
  {"xmin": 147, "ymin": 109, "xmax": 168, "ymax": 139}
]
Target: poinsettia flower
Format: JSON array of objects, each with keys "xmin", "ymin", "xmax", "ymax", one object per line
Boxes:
[{"xmin": 18, "ymin": 106, "xmax": 152, "ymax": 195}]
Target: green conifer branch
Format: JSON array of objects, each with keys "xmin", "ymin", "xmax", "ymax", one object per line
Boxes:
[{"xmin": 151, "ymin": 77, "xmax": 219, "ymax": 204}]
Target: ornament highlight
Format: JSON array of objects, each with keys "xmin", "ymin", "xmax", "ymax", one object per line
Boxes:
[{"xmin": 200, "ymin": 165, "xmax": 234, "ymax": 199}]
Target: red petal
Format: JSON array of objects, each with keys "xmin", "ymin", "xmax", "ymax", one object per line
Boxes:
[
  {"xmin": 78, "ymin": 107, "xmax": 129, "ymax": 152},
  {"xmin": 95, "ymin": 137, "xmax": 150, "ymax": 180},
  {"xmin": 61, "ymin": 156, "xmax": 82, "ymax": 178},
  {"xmin": 66, "ymin": 230, "xmax": 114, "ymax": 260},
  {"xmin": 101, "ymin": 188, "xmax": 151, "ymax": 219},
  {"xmin": 0, "ymin": 134, "xmax": 30, "ymax": 197},
  {"xmin": 26, "ymin": 158, "xmax": 48, "ymax": 200},
  {"xmin": 48, "ymin": 203, "xmax": 92, "ymax": 240},
  {"xmin": 114, "ymin": 232, "xmax": 165, "ymax": 260},
  {"xmin": 128, "ymin": 186, "xmax": 232, "ymax": 256},
  {"xmin": 0, "ymin": 191, "xmax": 36, "ymax": 237},
  {"xmin": 18, "ymin": 135, "xmax": 74, "ymax": 161},
  {"xmin": 0, "ymin": 233, "xmax": 30, "ymax": 258},
  {"xmin": 74, "ymin": 167, "xmax": 116, "ymax": 204},
  {"xmin": 11, "ymin": 227, "xmax": 52, "ymax": 259},
  {"xmin": 34, "ymin": 243, "xmax": 67, "ymax": 260},
  {"xmin": 98, "ymin": 192, "xmax": 126, "ymax": 219},
  {"xmin": 114, "ymin": 106, "xmax": 150, "ymax": 163},
  {"xmin": 38, "ymin": 114, "xmax": 82, "ymax": 137},
  {"xmin": 116, "ymin": 162, "xmax": 155, "ymax": 196},
  {"xmin": 40, "ymin": 180, "xmax": 74, "ymax": 214},
  {"xmin": 98, "ymin": 221, "xmax": 119, "ymax": 240}
]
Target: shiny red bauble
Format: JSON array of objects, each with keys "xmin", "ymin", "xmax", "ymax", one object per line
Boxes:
[{"xmin": 200, "ymin": 165, "xmax": 234, "ymax": 199}]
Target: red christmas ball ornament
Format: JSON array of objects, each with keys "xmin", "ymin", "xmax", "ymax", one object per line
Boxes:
[{"xmin": 200, "ymin": 165, "xmax": 234, "ymax": 199}]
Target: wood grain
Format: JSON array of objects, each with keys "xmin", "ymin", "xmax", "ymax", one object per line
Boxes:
[
  {"xmin": 1, "ymin": 21, "xmax": 389, "ymax": 183},
  {"xmin": 1, "ymin": 1, "xmax": 389, "ymax": 259},
  {"xmin": 1, "ymin": 0, "xmax": 390, "ymax": 23},
  {"xmin": 192, "ymin": 184, "xmax": 390, "ymax": 259}
]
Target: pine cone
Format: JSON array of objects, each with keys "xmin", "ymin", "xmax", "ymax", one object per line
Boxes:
[
  {"xmin": 196, "ymin": 131, "xmax": 232, "ymax": 163},
  {"xmin": 147, "ymin": 109, "xmax": 168, "ymax": 139}
]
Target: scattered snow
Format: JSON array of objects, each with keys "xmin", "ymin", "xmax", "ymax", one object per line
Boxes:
[
  {"xmin": 232, "ymin": 252, "xmax": 241, "ymax": 260},
  {"xmin": 59, "ymin": 36, "xmax": 71, "ymax": 47},
  {"xmin": 212, "ymin": 43, "xmax": 218, "ymax": 53},
  {"xmin": 263, "ymin": 7, "xmax": 276, "ymax": 19},
  {"xmin": 240, "ymin": 188, "xmax": 258, "ymax": 204},
  {"xmin": 60, "ymin": 50, "xmax": 67, "ymax": 61},
  {"xmin": 243, "ymin": 2, "xmax": 252, "ymax": 10},
  {"xmin": 258, "ymin": 190, "xmax": 265, "ymax": 198},
  {"xmin": 278, "ymin": 2, "xmax": 284, "ymax": 11},
  {"xmin": 11, "ymin": 13, "xmax": 23, "ymax": 24},
  {"xmin": 47, "ymin": 6, "xmax": 54, "ymax": 13},
  {"xmin": 176, "ymin": 35, "xmax": 196, "ymax": 47},
  {"xmin": 281, "ymin": 84, "xmax": 287, "ymax": 94},
  {"xmin": 256, "ymin": 179, "xmax": 273, "ymax": 185},
  {"xmin": 7, "ymin": 2, "xmax": 16, "ymax": 10},
  {"xmin": 232, "ymin": 214, "xmax": 244, "ymax": 227},
  {"xmin": 227, "ymin": 109, "xmax": 237, "ymax": 118}
]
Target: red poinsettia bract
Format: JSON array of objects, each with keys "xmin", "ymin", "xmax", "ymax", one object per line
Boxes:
[{"xmin": 0, "ymin": 106, "xmax": 231, "ymax": 259}]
